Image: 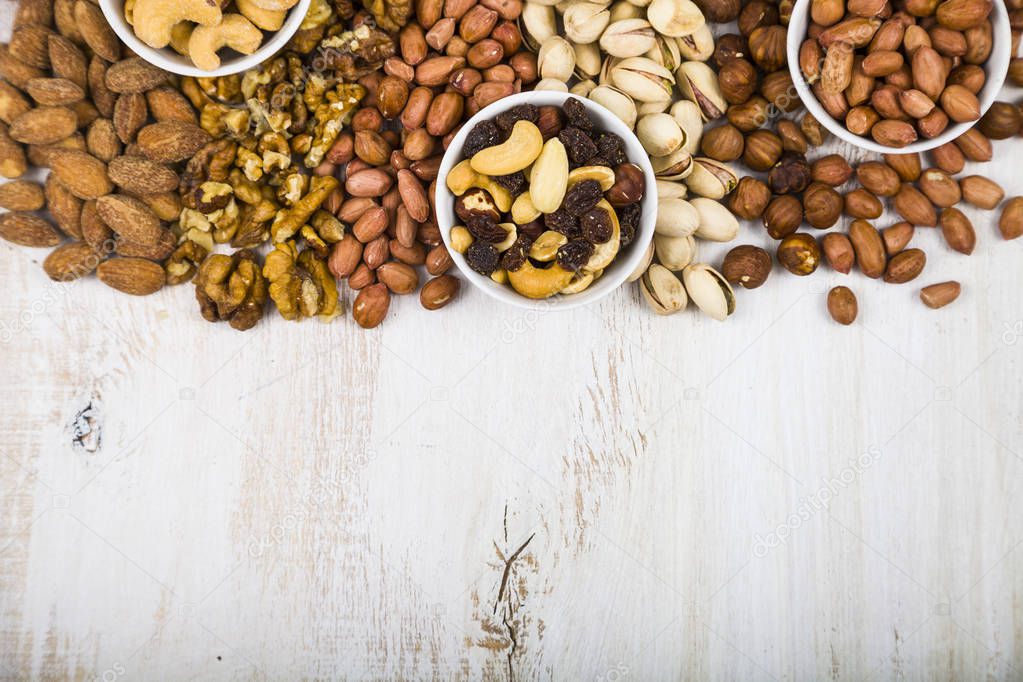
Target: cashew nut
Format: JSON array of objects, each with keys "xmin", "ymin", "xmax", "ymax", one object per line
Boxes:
[
  {"xmin": 245, "ymin": 0, "xmax": 300, "ymax": 10},
  {"xmin": 494, "ymin": 223, "xmax": 517, "ymax": 252},
  {"xmin": 508, "ymin": 261, "xmax": 575, "ymax": 299},
  {"xmin": 469, "ymin": 120, "xmax": 544, "ymax": 176},
  {"xmin": 132, "ymin": 0, "xmax": 222, "ymax": 49},
  {"xmin": 188, "ymin": 14, "xmax": 263, "ymax": 72},
  {"xmin": 444, "ymin": 159, "xmax": 512, "ymax": 211},
  {"xmin": 490, "ymin": 268, "xmax": 509, "ymax": 285},
  {"xmin": 169, "ymin": 22, "xmax": 194, "ymax": 56},
  {"xmin": 236, "ymin": 0, "xmax": 286, "ymax": 30},
  {"xmin": 528, "ymin": 231, "xmax": 567, "ymax": 262},
  {"xmin": 567, "ymin": 165, "xmax": 616, "ymax": 190},
  {"xmin": 583, "ymin": 200, "xmax": 621, "ymax": 272},
  {"xmin": 560, "ymin": 270, "xmax": 595, "ymax": 294}
]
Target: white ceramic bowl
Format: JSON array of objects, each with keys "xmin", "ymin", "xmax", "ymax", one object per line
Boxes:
[
  {"xmin": 436, "ymin": 91, "xmax": 657, "ymax": 312},
  {"xmin": 99, "ymin": 0, "xmax": 311, "ymax": 77},
  {"xmin": 786, "ymin": 0, "xmax": 1011, "ymax": 154}
]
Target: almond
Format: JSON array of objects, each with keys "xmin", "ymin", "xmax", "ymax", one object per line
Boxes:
[
  {"xmin": 0, "ymin": 44, "xmax": 45, "ymax": 89},
  {"xmin": 848, "ymin": 218, "xmax": 886, "ymax": 278},
  {"xmin": 883, "ymin": 248, "xmax": 926, "ymax": 283},
  {"xmin": 920, "ymin": 281, "xmax": 961, "ymax": 308},
  {"xmin": 88, "ymin": 57, "xmax": 117, "ymax": 118},
  {"xmin": 998, "ymin": 196, "xmax": 1023, "ymax": 240},
  {"xmin": 0, "ymin": 179, "xmax": 44, "ymax": 211},
  {"xmin": 75, "ymin": 0, "xmax": 121, "ymax": 63},
  {"xmin": 86, "ymin": 118, "xmax": 122, "ymax": 161},
  {"xmin": 53, "ymin": 0, "xmax": 83, "ymax": 46},
  {"xmin": 113, "ymin": 93, "xmax": 149, "ymax": 144},
  {"xmin": 9, "ymin": 106, "xmax": 77, "ymax": 145},
  {"xmin": 939, "ymin": 207, "xmax": 976, "ymax": 254},
  {"xmin": 893, "ymin": 183, "xmax": 937, "ymax": 226},
  {"xmin": 49, "ymin": 149, "xmax": 114, "ymax": 199},
  {"xmin": 959, "ymin": 176, "xmax": 1003, "ymax": 209},
  {"xmin": 44, "ymin": 174, "xmax": 83, "ymax": 239},
  {"xmin": 115, "ymin": 230, "xmax": 176, "ymax": 260},
  {"xmin": 137, "ymin": 192, "xmax": 182, "ymax": 222},
  {"xmin": 43, "ymin": 241, "xmax": 100, "ymax": 281},
  {"xmin": 48, "ymin": 35, "xmax": 88, "ymax": 91},
  {"xmin": 0, "ymin": 82, "xmax": 31, "ymax": 124},
  {"xmin": 96, "ymin": 258, "xmax": 165, "ymax": 296},
  {"xmin": 0, "ymin": 123, "xmax": 28, "ymax": 178},
  {"xmin": 105, "ymin": 58, "xmax": 168, "ymax": 94},
  {"xmin": 145, "ymin": 87, "xmax": 198, "ymax": 124},
  {"xmin": 15, "ymin": 0, "xmax": 54, "ymax": 28},
  {"xmin": 0, "ymin": 211, "xmax": 61, "ymax": 247},
  {"xmin": 136, "ymin": 121, "xmax": 211, "ymax": 162},
  {"xmin": 81, "ymin": 199, "xmax": 114, "ymax": 250},
  {"xmin": 25, "ymin": 77, "xmax": 84, "ymax": 106},
  {"xmin": 95, "ymin": 194, "xmax": 166, "ymax": 245},
  {"xmin": 9, "ymin": 24, "xmax": 53, "ymax": 70},
  {"xmin": 107, "ymin": 156, "xmax": 180, "ymax": 195}
]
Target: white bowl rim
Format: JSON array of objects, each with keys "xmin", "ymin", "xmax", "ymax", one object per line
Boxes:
[
  {"xmin": 786, "ymin": 0, "xmax": 1011, "ymax": 154},
  {"xmin": 98, "ymin": 0, "xmax": 312, "ymax": 78},
  {"xmin": 435, "ymin": 91, "xmax": 658, "ymax": 312}
]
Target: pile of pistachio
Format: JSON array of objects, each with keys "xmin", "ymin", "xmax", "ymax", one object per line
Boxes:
[{"xmin": 515, "ymin": 0, "xmax": 742, "ymax": 320}]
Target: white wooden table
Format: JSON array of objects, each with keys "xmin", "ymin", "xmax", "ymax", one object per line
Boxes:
[{"xmin": 2, "ymin": 9, "xmax": 1023, "ymax": 682}]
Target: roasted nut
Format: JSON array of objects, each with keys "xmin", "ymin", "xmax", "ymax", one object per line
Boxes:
[
  {"xmin": 721, "ymin": 244, "xmax": 771, "ymax": 289},
  {"xmin": 882, "ymin": 221, "xmax": 915, "ymax": 255},
  {"xmin": 939, "ymin": 207, "xmax": 976, "ymax": 254},
  {"xmin": 803, "ymin": 182, "xmax": 843, "ymax": 228},
  {"xmin": 729, "ymin": 176, "xmax": 771, "ymax": 220},
  {"xmin": 700, "ymin": 124, "xmax": 745, "ymax": 162},
  {"xmin": 681, "ymin": 263, "xmax": 734, "ymax": 321},
  {"xmin": 420, "ymin": 274, "xmax": 460, "ymax": 309},
  {"xmin": 848, "ymin": 218, "xmax": 886, "ymax": 278},
  {"xmin": 920, "ymin": 280, "xmax": 961, "ymax": 308},
  {"xmin": 893, "ymin": 183, "xmax": 938, "ymax": 226},
  {"xmin": 811, "ymin": 154, "xmax": 853, "ymax": 186},
  {"xmin": 884, "ymin": 248, "xmax": 926, "ymax": 283},
  {"xmin": 353, "ymin": 283, "xmax": 390, "ymax": 328},
  {"xmin": 821, "ymin": 232, "xmax": 855, "ymax": 274},
  {"xmin": 959, "ymin": 175, "xmax": 1004, "ymax": 209},
  {"xmin": 641, "ymin": 263, "xmax": 687, "ymax": 315},
  {"xmin": 742, "ymin": 129, "xmax": 783, "ymax": 171},
  {"xmin": 763, "ymin": 194, "xmax": 802, "ymax": 239},
  {"xmin": 827, "ymin": 286, "xmax": 857, "ymax": 325},
  {"xmin": 977, "ymin": 101, "xmax": 1022, "ymax": 139},
  {"xmin": 777, "ymin": 233, "xmax": 821, "ymax": 276},
  {"xmin": 844, "ymin": 188, "xmax": 883, "ymax": 219}
]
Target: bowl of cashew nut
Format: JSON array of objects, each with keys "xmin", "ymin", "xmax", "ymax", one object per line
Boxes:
[{"xmin": 99, "ymin": 0, "xmax": 312, "ymax": 76}]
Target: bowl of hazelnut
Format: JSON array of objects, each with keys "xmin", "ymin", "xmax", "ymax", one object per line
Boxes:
[
  {"xmin": 787, "ymin": 0, "xmax": 1011, "ymax": 153},
  {"xmin": 436, "ymin": 92, "xmax": 656, "ymax": 311}
]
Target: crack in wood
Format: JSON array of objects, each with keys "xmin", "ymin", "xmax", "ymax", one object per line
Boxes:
[{"xmin": 70, "ymin": 401, "xmax": 101, "ymax": 453}]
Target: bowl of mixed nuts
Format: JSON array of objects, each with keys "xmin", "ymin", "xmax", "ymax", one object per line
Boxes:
[
  {"xmin": 436, "ymin": 92, "xmax": 656, "ymax": 310},
  {"xmin": 787, "ymin": 0, "xmax": 1011, "ymax": 153},
  {"xmin": 99, "ymin": 0, "xmax": 312, "ymax": 76}
]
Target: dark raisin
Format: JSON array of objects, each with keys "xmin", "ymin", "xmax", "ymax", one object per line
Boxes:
[
  {"xmin": 558, "ymin": 127, "xmax": 598, "ymax": 167},
  {"xmin": 500, "ymin": 235, "xmax": 531, "ymax": 272},
  {"xmin": 563, "ymin": 98, "xmax": 593, "ymax": 131},
  {"xmin": 544, "ymin": 208, "xmax": 581, "ymax": 238},
  {"xmin": 466, "ymin": 241, "xmax": 500, "ymax": 276},
  {"xmin": 595, "ymin": 133, "xmax": 627, "ymax": 166},
  {"xmin": 463, "ymin": 120, "xmax": 502, "ymax": 158},
  {"xmin": 556, "ymin": 239, "xmax": 594, "ymax": 271},
  {"xmin": 519, "ymin": 218, "xmax": 546, "ymax": 241},
  {"xmin": 580, "ymin": 206, "xmax": 613, "ymax": 243},
  {"xmin": 617, "ymin": 203, "xmax": 640, "ymax": 248},
  {"xmin": 495, "ymin": 104, "xmax": 539, "ymax": 133},
  {"xmin": 563, "ymin": 179, "xmax": 602, "ymax": 216},
  {"xmin": 493, "ymin": 171, "xmax": 527, "ymax": 196},
  {"xmin": 466, "ymin": 214, "xmax": 507, "ymax": 242}
]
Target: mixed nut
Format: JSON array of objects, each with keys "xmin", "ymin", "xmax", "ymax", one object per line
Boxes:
[{"xmin": 445, "ymin": 98, "xmax": 643, "ymax": 298}]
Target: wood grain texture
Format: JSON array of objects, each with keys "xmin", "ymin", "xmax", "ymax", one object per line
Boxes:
[{"xmin": 1, "ymin": 4, "xmax": 1023, "ymax": 679}]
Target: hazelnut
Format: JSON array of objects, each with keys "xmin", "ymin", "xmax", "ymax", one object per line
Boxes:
[
  {"xmin": 721, "ymin": 244, "xmax": 771, "ymax": 289},
  {"xmin": 977, "ymin": 101, "xmax": 1022, "ymax": 139},
  {"xmin": 729, "ymin": 176, "xmax": 771, "ymax": 220},
  {"xmin": 776, "ymin": 120, "xmax": 808, "ymax": 154},
  {"xmin": 761, "ymin": 71, "xmax": 798, "ymax": 112},
  {"xmin": 802, "ymin": 182, "xmax": 843, "ymax": 229},
  {"xmin": 748, "ymin": 25, "xmax": 787, "ymax": 72},
  {"xmin": 767, "ymin": 152, "xmax": 811, "ymax": 194},
  {"xmin": 742, "ymin": 129, "xmax": 783, "ymax": 171},
  {"xmin": 713, "ymin": 33, "xmax": 749, "ymax": 67},
  {"xmin": 700, "ymin": 124, "xmax": 745, "ymax": 162},
  {"xmin": 607, "ymin": 163, "xmax": 645, "ymax": 207},
  {"xmin": 699, "ymin": 0, "xmax": 743, "ymax": 23},
  {"xmin": 535, "ymin": 105, "xmax": 564, "ymax": 140},
  {"xmin": 777, "ymin": 233, "xmax": 821, "ymax": 276},
  {"xmin": 738, "ymin": 0, "xmax": 779, "ymax": 37},
  {"xmin": 763, "ymin": 194, "xmax": 803, "ymax": 240},
  {"xmin": 726, "ymin": 96, "xmax": 770, "ymax": 132},
  {"xmin": 718, "ymin": 58, "xmax": 759, "ymax": 105}
]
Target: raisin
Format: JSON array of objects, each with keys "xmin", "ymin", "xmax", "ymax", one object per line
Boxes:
[
  {"xmin": 495, "ymin": 104, "xmax": 539, "ymax": 133},
  {"xmin": 466, "ymin": 214, "xmax": 508, "ymax": 242},
  {"xmin": 494, "ymin": 171, "xmax": 527, "ymax": 196},
  {"xmin": 617, "ymin": 203, "xmax": 640, "ymax": 248},
  {"xmin": 563, "ymin": 98, "xmax": 593, "ymax": 131},
  {"xmin": 595, "ymin": 133, "xmax": 627, "ymax": 166},
  {"xmin": 558, "ymin": 127, "xmax": 598, "ymax": 167},
  {"xmin": 580, "ymin": 206, "xmax": 613, "ymax": 243},
  {"xmin": 563, "ymin": 179, "xmax": 602, "ymax": 216},
  {"xmin": 463, "ymin": 120, "xmax": 502, "ymax": 158},
  {"xmin": 519, "ymin": 218, "xmax": 546, "ymax": 241},
  {"xmin": 556, "ymin": 239, "xmax": 594, "ymax": 271},
  {"xmin": 500, "ymin": 235, "xmax": 531, "ymax": 272},
  {"xmin": 466, "ymin": 242, "xmax": 500, "ymax": 276},
  {"xmin": 544, "ymin": 208, "xmax": 581, "ymax": 238}
]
